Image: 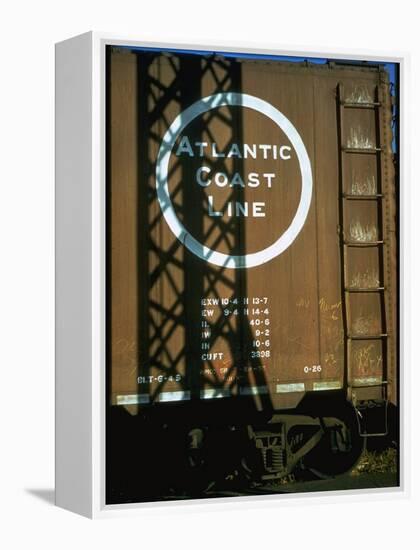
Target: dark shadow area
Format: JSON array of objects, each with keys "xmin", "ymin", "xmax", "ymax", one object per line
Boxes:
[
  {"xmin": 134, "ymin": 50, "xmax": 269, "ymax": 406},
  {"xmin": 25, "ymin": 488, "xmax": 55, "ymax": 505}
]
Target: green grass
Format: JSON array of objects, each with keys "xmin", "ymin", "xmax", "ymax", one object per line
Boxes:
[{"xmin": 351, "ymin": 448, "xmax": 397, "ymax": 476}]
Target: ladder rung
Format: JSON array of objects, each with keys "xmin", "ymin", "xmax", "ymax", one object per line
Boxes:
[
  {"xmin": 343, "ymin": 240, "xmax": 385, "ymax": 247},
  {"xmin": 342, "ymin": 147, "xmax": 382, "ymax": 154},
  {"xmin": 347, "ymin": 334, "xmax": 388, "ymax": 340},
  {"xmin": 345, "ymin": 287, "xmax": 385, "ymax": 293},
  {"xmin": 342, "ymin": 194, "xmax": 383, "ymax": 200},
  {"xmin": 341, "ymin": 101, "xmax": 381, "ymax": 109}
]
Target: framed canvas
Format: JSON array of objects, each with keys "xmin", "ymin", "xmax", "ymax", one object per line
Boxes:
[{"xmin": 55, "ymin": 32, "xmax": 408, "ymax": 518}]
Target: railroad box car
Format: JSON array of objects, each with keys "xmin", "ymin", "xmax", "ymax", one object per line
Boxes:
[{"xmin": 105, "ymin": 48, "xmax": 399, "ymax": 501}]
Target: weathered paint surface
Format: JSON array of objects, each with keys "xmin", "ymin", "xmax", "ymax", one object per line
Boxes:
[{"xmin": 108, "ymin": 50, "xmax": 397, "ymax": 411}]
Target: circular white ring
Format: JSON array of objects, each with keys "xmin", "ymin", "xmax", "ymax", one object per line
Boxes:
[{"xmin": 155, "ymin": 92, "xmax": 312, "ymax": 269}]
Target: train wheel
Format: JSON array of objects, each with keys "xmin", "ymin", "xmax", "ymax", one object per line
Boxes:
[{"xmin": 301, "ymin": 401, "xmax": 365, "ymax": 478}]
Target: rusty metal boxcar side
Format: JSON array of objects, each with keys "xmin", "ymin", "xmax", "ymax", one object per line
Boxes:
[
  {"xmin": 108, "ymin": 50, "xmax": 397, "ymax": 412},
  {"xmin": 105, "ymin": 48, "xmax": 398, "ymax": 500}
]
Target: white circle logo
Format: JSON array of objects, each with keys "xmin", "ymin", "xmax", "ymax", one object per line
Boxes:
[{"xmin": 155, "ymin": 92, "xmax": 312, "ymax": 269}]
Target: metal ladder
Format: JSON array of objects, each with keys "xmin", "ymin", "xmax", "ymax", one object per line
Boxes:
[{"xmin": 336, "ymin": 82, "xmax": 389, "ymax": 437}]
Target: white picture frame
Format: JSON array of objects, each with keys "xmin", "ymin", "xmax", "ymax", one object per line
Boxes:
[{"xmin": 55, "ymin": 31, "xmax": 409, "ymax": 518}]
